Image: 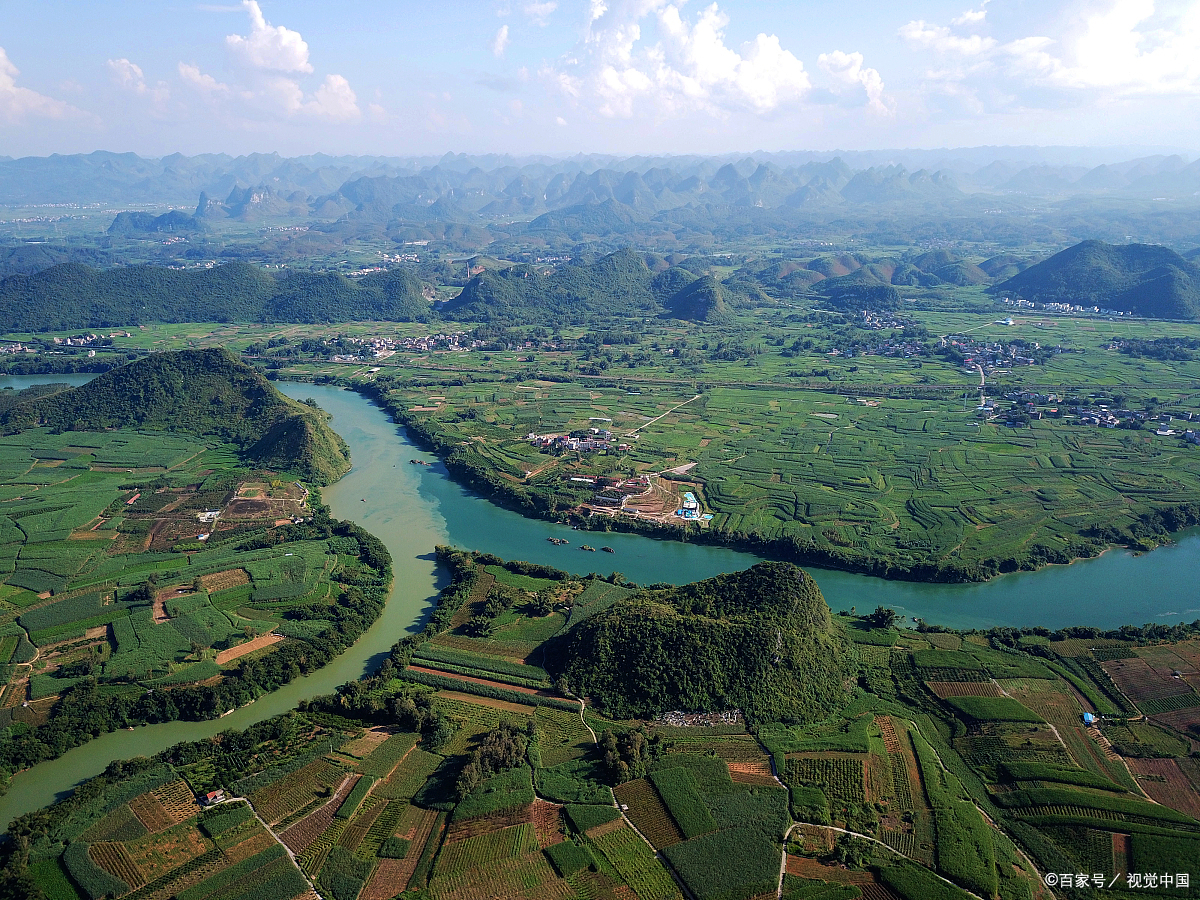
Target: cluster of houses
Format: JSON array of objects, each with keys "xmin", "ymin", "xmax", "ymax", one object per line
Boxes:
[
  {"xmin": 945, "ymin": 335, "xmax": 1058, "ymax": 372},
  {"xmin": 1000, "ymin": 296, "xmax": 1132, "ymax": 317},
  {"xmin": 336, "ymin": 331, "xmax": 476, "ymax": 359},
  {"xmin": 527, "ymin": 428, "xmax": 632, "ymax": 454},
  {"xmin": 50, "ymin": 332, "xmax": 130, "ymax": 346}
]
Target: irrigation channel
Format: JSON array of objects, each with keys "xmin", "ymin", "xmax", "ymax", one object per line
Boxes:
[{"xmin": 1, "ymin": 379, "xmax": 1199, "ymax": 829}]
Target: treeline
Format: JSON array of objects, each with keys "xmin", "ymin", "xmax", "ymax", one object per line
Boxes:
[
  {"xmin": 0, "ymin": 262, "xmax": 430, "ymax": 331},
  {"xmin": 0, "ymin": 508, "xmax": 391, "ymax": 774}
]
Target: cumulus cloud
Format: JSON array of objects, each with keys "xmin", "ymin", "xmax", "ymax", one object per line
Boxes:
[
  {"xmin": 550, "ymin": 0, "xmax": 809, "ymax": 118},
  {"xmin": 818, "ymin": 50, "xmax": 889, "ymax": 114},
  {"xmin": 178, "ymin": 62, "xmax": 232, "ymax": 96},
  {"xmin": 226, "ymin": 0, "xmax": 312, "ymax": 72},
  {"xmin": 902, "ymin": 0, "xmax": 1200, "ymax": 101},
  {"xmin": 107, "ymin": 58, "xmax": 170, "ymax": 103},
  {"xmin": 952, "ymin": 1, "xmax": 989, "ymax": 27},
  {"xmin": 493, "ymin": 25, "xmax": 510, "ymax": 57},
  {"xmin": 0, "ymin": 47, "xmax": 73, "ymax": 121},
  {"xmin": 179, "ymin": 1, "xmax": 358, "ymax": 120},
  {"xmin": 304, "ymin": 74, "xmax": 359, "ymax": 119}
]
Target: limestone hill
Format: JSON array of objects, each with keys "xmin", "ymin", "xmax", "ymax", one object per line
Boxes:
[
  {"xmin": 0, "ymin": 349, "xmax": 350, "ymax": 484},
  {"xmin": 550, "ymin": 561, "xmax": 848, "ymax": 724}
]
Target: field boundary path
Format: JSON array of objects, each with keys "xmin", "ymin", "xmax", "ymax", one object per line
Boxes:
[{"xmin": 626, "ymin": 394, "xmax": 701, "ymax": 436}]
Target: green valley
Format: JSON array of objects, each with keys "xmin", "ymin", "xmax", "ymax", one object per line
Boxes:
[{"xmin": 0, "ymin": 352, "xmax": 388, "ymax": 775}]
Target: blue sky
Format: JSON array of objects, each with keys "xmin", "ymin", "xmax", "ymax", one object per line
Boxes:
[{"xmin": 1, "ymin": 0, "xmax": 1198, "ymax": 157}]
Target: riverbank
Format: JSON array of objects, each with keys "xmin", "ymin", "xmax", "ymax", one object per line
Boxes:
[{"xmin": 346, "ymin": 378, "xmax": 1180, "ymax": 586}]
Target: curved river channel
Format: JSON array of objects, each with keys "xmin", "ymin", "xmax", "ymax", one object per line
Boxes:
[{"xmin": 1, "ymin": 380, "xmax": 1199, "ymax": 829}]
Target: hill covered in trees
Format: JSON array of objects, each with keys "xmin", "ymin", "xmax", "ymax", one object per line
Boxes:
[
  {"xmin": 0, "ymin": 262, "xmax": 430, "ymax": 330},
  {"xmin": 998, "ymin": 240, "xmax": 1200, "ymax": 319},
  {"xmin": 0, "ymin": 349, "xmax": 351, "ymax": 483},
  {"xmin": 441, "ymin": 248, "xmax": 755, "ymax": 325},
  {"xmin": 550, "ymin": 561, "xmax": 848, "ymax": 723}
]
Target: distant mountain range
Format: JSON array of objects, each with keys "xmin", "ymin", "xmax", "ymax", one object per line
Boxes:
[{"xmin": 998, "ymin": 241, "xmax": 1200, "ymax": 319}]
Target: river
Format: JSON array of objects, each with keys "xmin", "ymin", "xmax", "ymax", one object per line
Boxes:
[{"xmin": 0, "ymin": 380, "xmax": 1198, "ymax": 829}]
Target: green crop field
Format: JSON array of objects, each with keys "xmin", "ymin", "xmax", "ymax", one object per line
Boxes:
[
  {"xmin": 0, "ymin": 412, "xmax": 390, "ymax": 770},
  {"xmin": 11, "ymin": 549, "xmax": 1200, "ymax": 900}
]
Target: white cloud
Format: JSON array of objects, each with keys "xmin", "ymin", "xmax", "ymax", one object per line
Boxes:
[
  {"xmin": 0, "ymin": 46, "xmax": 73, "ymax": 121},
  {"xmin": 952, "ymin": 1, "xmax": 989, "ymax": 27},
  {"xmin": 178, "ymin": 2, "xmax": 358, "ymax": 120},
  {"xmin": 899, "ymin": 20, "xmax": 996, "ymax": 56},
  {"xmin": 178, "ymin": 62, "xmax": 232, "ymax": 96},
  {"xmin": 902, "ymin": 0, "xmax": 1200, "ymax": 102},
  {"xmin": 107, "ymin": 58, "xmax": 170, "ymax": 103},
  {"xmin": 226, "ymin": 0, "xmax": 312, "ymax": 73},
  {"xmin": 818, "ymin": 50, "xmax": 889, "ymax": 114},
  {"xmin": 524, "ymin": 1, "xmax": 557, "ymax": 26},
  {"xmin": 304, "ymin": 74, "xmax": 359, "ymax": 120},
  {"xmin": 493, "ymin": 25, "xmax": 511, "ymax": 57},
  {"xmin": 551, "ymin": 1, "xmax": 810, "ymax": 118}
]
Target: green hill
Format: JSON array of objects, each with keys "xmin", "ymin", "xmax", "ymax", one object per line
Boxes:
[
  {"xmin": 442, "ymin": 248, "xmax": 664, "ymax": 324},
  {"xmin": 551, "ymin": 562, "xmax": 848, "ymax": 723},
  {"xmin": 0, "ymin": 349, "xmax": 350, "ymax": 483},
  {"xmin": 663, "ymin": 274, "xmax": 732, "ymax": 322},
  {"xmin": 998, "ymin": 240, "xmax": 1200, "ymax": 319},
  {"xmin": 0, "ymin": 262, "xmax": 430, "ymax": 331}
]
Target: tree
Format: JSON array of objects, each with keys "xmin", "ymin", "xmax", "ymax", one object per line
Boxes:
[{"xmin": 866, "ymin": 606, "xmax": 897, "ymax": 629}]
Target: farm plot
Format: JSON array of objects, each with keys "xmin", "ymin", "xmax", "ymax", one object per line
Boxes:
[
  {"xmin": 612, "ymin": 778, "xmax": 683, "ymax": 849},
  {"xmin": 123, "ymin": 820, "xmax": 211, "ymax": 883},
  {"xmin": 378, "ymin": 748, "xmax": 443, "ymax": 801},
  {"xmin": 925, "ymin": 681, "xmax": 1003, "ymax": 699},
  {"xmin": 278, "ymin": 774, "xmax": 354, "ymax": 855},
  {"xmin": 588, "ymin": 822, "xmax": 683, "ymax": 900},
  {"xmin": 1101, "ymin": 657, "xmax": 1198, "ymax": 708},
  {"xmin": 250, "ymin": 757, "xmax": 346, "ymax": 825},
  {"xmin": 426, "ymin": 850, "xmax": 573, "ymax": 900},
  {"xmin": 785, "ymin": 754, "xmax": 866, "ymax": 803},
  {"xmin": 435, "ymin": 823, "xmax": 539, "ymax": 876},
  {"xmin": 535, "ymin": 706, "xmax": 593, "ymax": 768},
  {"xmin": 1126, "ymin": 758, "xmax": 1200, "ymax": 820}
]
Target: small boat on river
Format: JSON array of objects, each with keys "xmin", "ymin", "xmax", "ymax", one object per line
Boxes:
[
  {"xmin": 580, "ymin": 544, "xmax": 596, "ymax": 552},
  {"xmin": 602, "ymin": 546, "xmax": 615, "ymax": 553}
]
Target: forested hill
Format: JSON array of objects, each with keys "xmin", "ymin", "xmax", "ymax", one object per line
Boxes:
[
  {"xmin": 441, "ymin": 247, "xmax": 732, "ymax": 324},
  {"xmin": 550, "ymin": 561, "xmax": 848, "ymax": 723},
  {"xmin": 997, "ymin": 240, "xmax": 1200, "ymax": 319},
  {"xmin": 0, "ymin": 262, "xmax": 430, "ymax": 330},
  {"xmin": 0, "ymin": 349, "xmax": 351, "ymax": 483}
]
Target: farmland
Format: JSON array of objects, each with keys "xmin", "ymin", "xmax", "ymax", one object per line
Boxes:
[
  {"xmin": 13, "ymin": 549, "xmax": 1200, "ymax": 900},
  {"xmin": 0, "ymin": 374, "xmax": 392, "ymax": 771},
  {"xmin": 241, "ymin": 289, "xmax": 1200, "ymax": 585}
]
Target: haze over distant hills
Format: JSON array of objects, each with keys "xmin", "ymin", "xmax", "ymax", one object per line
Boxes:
[{"xmin": 3, "ymin": 148, "xmax": 1199, "ymax": 261}]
